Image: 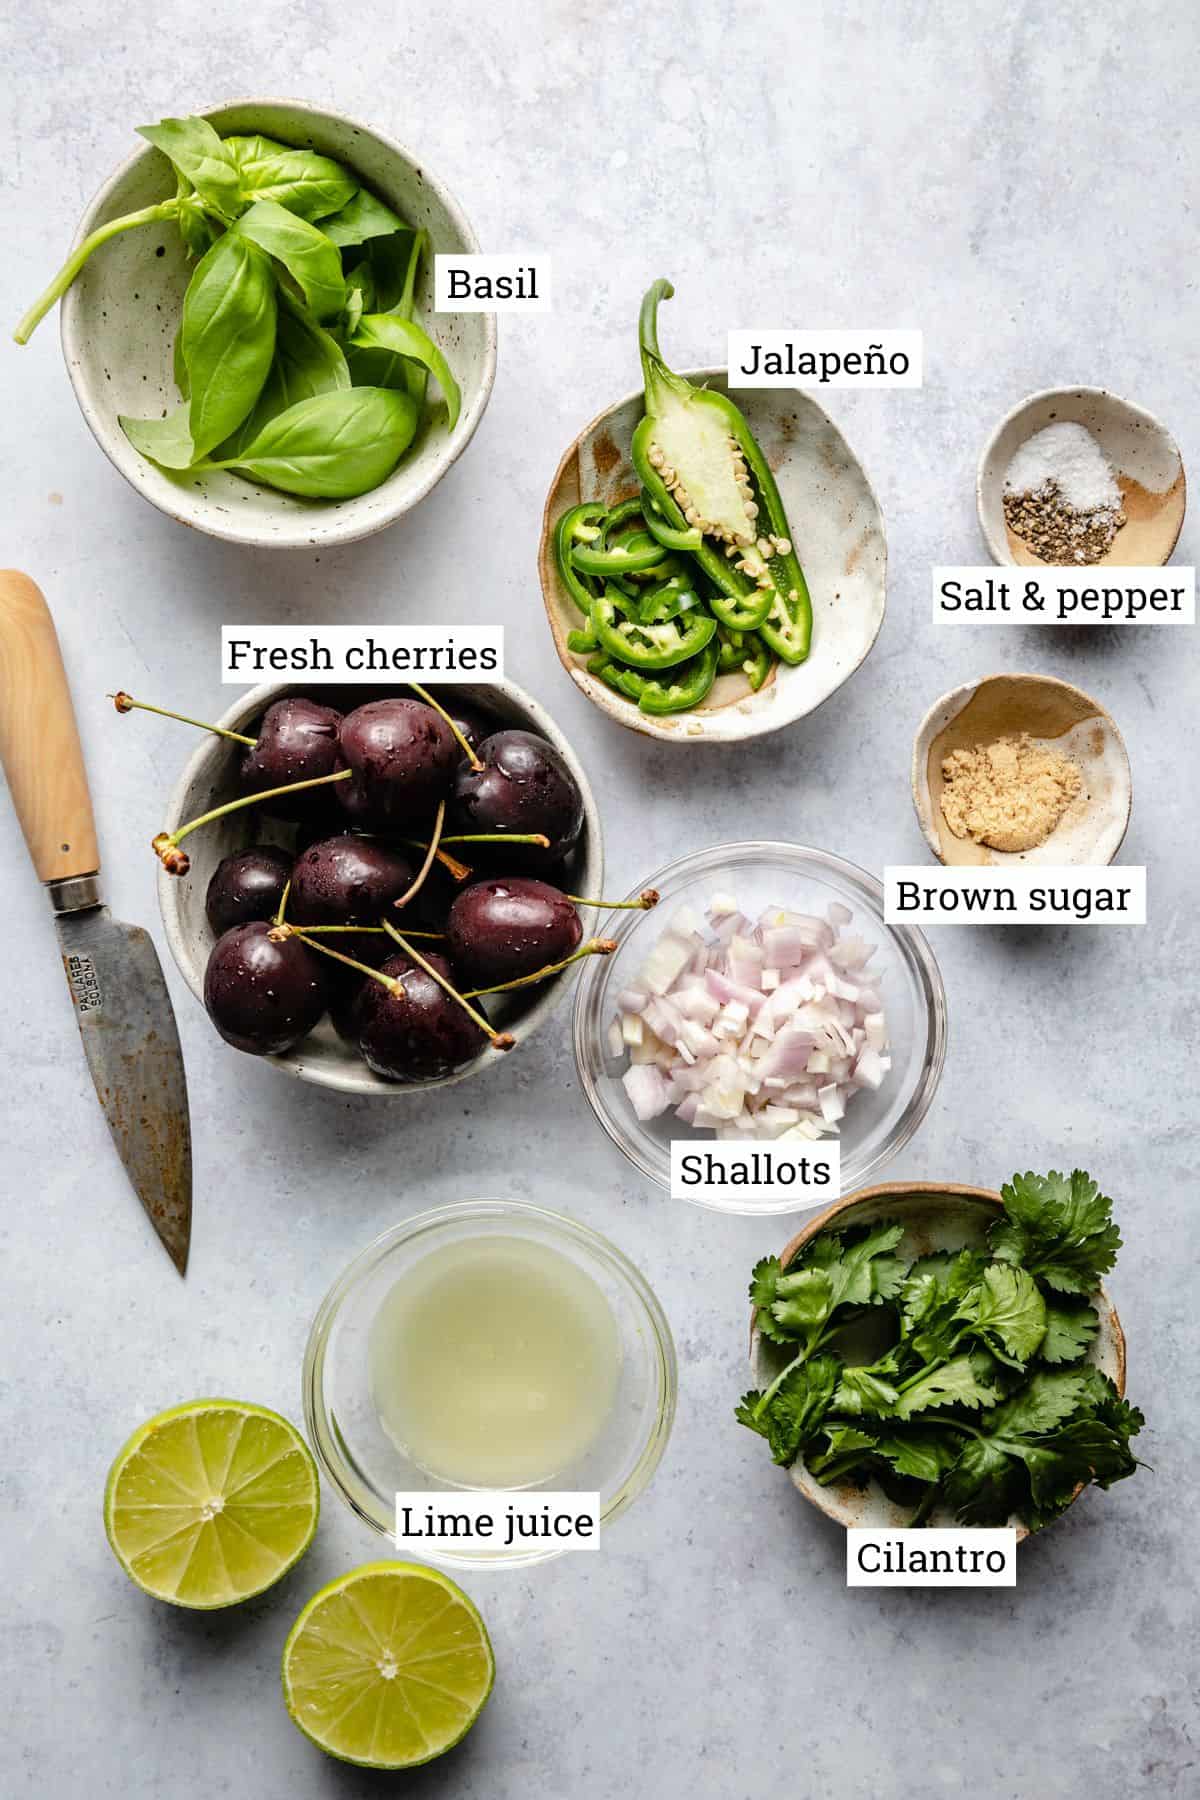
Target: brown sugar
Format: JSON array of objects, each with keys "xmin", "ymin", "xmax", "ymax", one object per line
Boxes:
[{"xmin": 940, "ymin": 733, "xmax": 1082, "ymax": 854}]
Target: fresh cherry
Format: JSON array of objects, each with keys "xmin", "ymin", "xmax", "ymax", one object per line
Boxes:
[
  {"xmin": 452, "ymin": 730, "xmax": 583, "ymax": 869},
  {"xmin": 241, "ymin": 698, "xmax": 342, "ymax": 817},
  {"xmin": 203, "ymin": 922, "xmax": 330, "ymax": 1055},
  {"xmin": 205, "ymin": 845, "xmax": 294, "ymax": 936},
  {"xmin": 336, "ymin": 698, "xmax": 458, "ymax": 825},
  {"xmin": 354, "ymin": 951, "xmax": 487, "ymax": 1082},
  {"xmin": 289, "ymin": 835, "xmax": 417, "ymax": 928},
  {"xmin": 446, "ymin": 877, "xmax": 582, "ymax": 986}
]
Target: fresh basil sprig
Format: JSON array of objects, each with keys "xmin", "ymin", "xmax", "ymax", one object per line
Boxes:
[{"xmin": 17, "ymin": 112, "xmax": 463, "ymax": 502}]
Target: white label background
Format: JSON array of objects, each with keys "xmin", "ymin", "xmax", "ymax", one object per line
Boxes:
[
  {"xmin": 394, "ymin": 1492, "xmax": 599, "ymax": 1555},
  {"xmin": 727, "ymin": 329, "xmax": 923, "ymax": 388},
  {"xmin": 221, "ymin": 624, "xmax": 503, "ymax": 683},
  {"xmin": 848, "ymin": 1529, "xmax": 1017, "ymax": 1587},
  {"xmin": 434, "ymin": 254, "xmax": 552, "ymax": 312},
  {"xmin": 933, "ymin": 565, "xmax": 1195, "ymax": 625},
  {"xmin": 884, "ymin": 866, "xmax": 1146, "ymax": 926},
  {"xmin": 669, "ymin": 1140, "xmax": 840, "ymax": 1211}
]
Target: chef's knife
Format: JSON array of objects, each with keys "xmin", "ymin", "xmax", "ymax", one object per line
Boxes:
[{"xmin": 0, "ymin": 571, "xmax": 192, "ymax": 1274}]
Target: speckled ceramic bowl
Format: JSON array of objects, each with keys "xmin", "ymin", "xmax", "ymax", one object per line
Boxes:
[
  {"xmin": 59, "ymin": 98, "xmax": 496, "ymax": 548},
  {"xmin": 912, "ymin": 672, "xmax": 1132, "ymax": 867},
  {"xmin": 157, "ymin": 676, "xmax": 602, "ymax": 1095},
  {"xmin": 751, "ymin": 1183, "xmax": 1126, "ymax": 1539},
  {"xmin": 978, "ymin": 387, "xmax": 1186, "ymax": 567},
  {"xmin": 539, "ymin": 375, "xmax": 887, "ymax": 743}
]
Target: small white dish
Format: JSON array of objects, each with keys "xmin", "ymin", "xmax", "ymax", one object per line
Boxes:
[
  {"xmin": 977, "ymin": 387, "xmax": 1185, "ymax": 567},
  {"xmin": 60, "ymin": 98, "xmax": 497, "ymax": 549},
  {"xmin": 912, "ymin": 672, "xmax": 1132, "ymax": 867},
  {"xmin": 157, "ymin": 676, "xmax": 602, "ymax": 1096},
  {"xmin": 539, "ymin": 375, "xmax": 887, "ymax": 744}
]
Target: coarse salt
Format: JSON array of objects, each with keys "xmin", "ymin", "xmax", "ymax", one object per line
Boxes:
[{"xmin": 1003, "ymin": 422, "xmax": 1121, "ymax": 515}]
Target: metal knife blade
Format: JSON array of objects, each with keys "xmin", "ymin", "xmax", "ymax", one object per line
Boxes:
[{"xmin": 55, "ymin": 904, "xmax": 192, "ymax": 1274}]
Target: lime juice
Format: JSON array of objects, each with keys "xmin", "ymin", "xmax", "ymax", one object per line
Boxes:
[{"xmin": 368, "ymin": 1234, "xmax": 622, "ymax": 1488}]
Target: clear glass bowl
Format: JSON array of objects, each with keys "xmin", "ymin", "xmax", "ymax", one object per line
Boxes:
[
  {"xmin": 303, "ymin": 1200, "xmax": 677, "ymax": 1567},
  {"xmin": 573, "ymin": 842, "xmax": 948, "ymax": 1210}
]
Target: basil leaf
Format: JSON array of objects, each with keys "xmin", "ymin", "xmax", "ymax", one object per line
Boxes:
[
  {"xmin": 172, "ymin": 171, "xmax": 216, "ymax": 261},
  {"xmin": 234, "ymin": 199, "xmax": 345, "ymax": 321},
  {"xmin": 181, "ymin": 233, "xmax": 278, "ymax": 458},
  {"xmin": 349, "ymin": 314, "xmax": 460, "ymax": 429},
  {"xmin": 221, "ymin": 290, "xmax": 349, "ymax": 458},
  {"xmin": 119, "ymin": 405, "xmax": 197, "ymax": 470},
  {"xmin": 360, "ymin": 228, "xmax": 420, "ymax": 312},
  {"xmin": 138, "ymin": 116, "xmax": 240, "ymax": 219},
  {"xmin": 224, "ymin": 134, "xmax": 357, "ymax": 222},
  {"xmin": 173, "ymin": 321, "xmax": 189, "ymax": 399},
  {"xmin": 321, "ymin": 188, "xmax": 406, "ymax": 247},
  {"xmin": 213, "ymin": 386, "xmax": 419, "ymax": 498}
]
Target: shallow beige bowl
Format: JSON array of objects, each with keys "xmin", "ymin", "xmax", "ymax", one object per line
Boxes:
[
  {"xmin": 912, "ymin": 672, "xmax": 1132, "ymax": 867},
  {"xmin": 538, "ymin": 374, "xmax": 886, "ymax": 743},
  {"xmin": 60, "ymin": 98, "xmax": 497, "ymax": 548},
  {"xmin": 751, "ymin": 1182, "xmax": 1126, "ymax": 1539},
  {"xmin": 157, "ymin": 677, "xmax": 602, "ymax": 1095},
  {"xmin": 978, "ymin": 387, "xmax": 1186, "ymax": 567}
]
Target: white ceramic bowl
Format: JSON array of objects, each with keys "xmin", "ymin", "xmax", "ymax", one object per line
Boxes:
[
  {"xmin": 751, "ymin": 1183, "xmax": 1126, "ymax": 1539},
  {"xmin": 60, "ymin": 98, "xmax": 497, "ymax": 548},
  {"xmin": 977, "ymin": 386, "xmax": 1186, "ymax": 567},
  {"xmin": 157, "ymin": 677, "xmax": 602, "ymax": 1094},
  {"xmin": 539, "ymin": 374, "xmax": 887, "ymax": 743},
  {"xmin": 912, "ymin": 672, "xmax": 1132, "ymax": 867}
]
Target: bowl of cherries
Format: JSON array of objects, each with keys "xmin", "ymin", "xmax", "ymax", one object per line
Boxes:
[{"xmin": 139, "ymin": 676, "xmax": 624, "ymax": 1094}]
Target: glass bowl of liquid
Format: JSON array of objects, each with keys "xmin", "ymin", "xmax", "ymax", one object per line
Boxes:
[{"xmin": 303, "ymin": 1200, "xmax": 677, "ymax": 1566}]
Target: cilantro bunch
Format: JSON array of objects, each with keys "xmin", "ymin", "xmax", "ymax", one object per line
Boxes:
[{"xmin": 736, "ymin": 1171, "xmax": 1144, "ymax": 1530}]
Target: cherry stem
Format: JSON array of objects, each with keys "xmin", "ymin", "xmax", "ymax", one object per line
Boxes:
[
  {"xmin": 291, "ymin": 924, "xmax": 445, "ymax": 939},
  {"xmin": 565, "ymin": 888, "xmax": 660, "ymax": 911},
  {"xmin": 271, "ymin": 923, "xmax": 404, "ymax": 997},
  {"xmin": 406, "ymin": 682, "xmax": 484, "ymax": 771},
  {"xmin": 153, "ymin": 769, "xmax": 352, "ymax": 875},
  {"xmin": 111, "ymin": 691, "xmax": 256, "ymax": 746},
  {"xmin": 394, "ymin": 800, "xmax": 445, "ymax": 912},
  {"xmin": 274, "ymin": 877, "xmax": 291, "ymax": 929},
  {"xmin": 380, "ymin": 919, "xmax": 514, "ymax": 1051},
  {"xmin": 395, "ymin": 838, "xmax": 472, "ymax": 882},
  {"xmin": 440, "ymin": 832, "xmax": 551, "ymax": 848},
  {"xmin": 463, "ymin": 937, "xmax": 618, "ymax": 998}
]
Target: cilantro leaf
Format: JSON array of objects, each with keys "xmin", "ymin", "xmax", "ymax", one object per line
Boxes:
[
  {"xmin": 943, "ymin": 1437, "xmax": 1026, "ymax": 1525},
  {"xmin": 954, "ymin": 1264, "xmax": 1047, "ymax": 1367},
  {"xmin": 893, "ymin": 1351, "xmax": 1002, "ymax": 1419},
  {"xmin": 1039, "ymin": 1297, "xmax": 1099, "ymax": 1364},
  {"xmin": 901, "ymin": 1248, "xmax": 986, "ymax": 1335},
  {"xmin": 806, "ymin": 1423, "xmax": 878, "ymax": 1472},
  {"xmin": 833, "ymin": 1363, "xmax": 901, "ymax": 1416},
  {"xmin": 992, "ymin": 1169, "xmax": 1122, "ymax": 1294},
  {"xmin": 748, "ymin": 1254, "xmax": 782, "ymax": 1310},
  {"xmin": 872, "ymin": 1429, "xmax": 963, "ymax": 1486},
  {"xmin": 734, "ymin": 1353, "xmax": 840, "ymax": 1466},
  {"xmin": 987, "ymin": 1368, "xmax": 1091, "ymax": 1436},
  {"xmin": 769, "ymin": 1268, "xmax": 835, "ymax": 1353}
]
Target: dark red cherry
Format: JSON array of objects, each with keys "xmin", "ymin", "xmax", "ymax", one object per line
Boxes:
[
  {"xmin": 203, "ymin": 922, "xmax": 330, "ymax": 1055},
  {"xmin": 452, "ymin": 730, "xmax": 583, "ymax": 869},
  {"xmin": 204, "ymin": 846, "xmax": 294, "ymax": 937},
  {"xmin": 289, "ymin": 834, "xmax": 417, "ymax": 928},
  {"xmin": 241, "ymin": 698, "xmax": 342, "ymax": 818},
  {"xmin": 431, "ymin": 694, "xmax": 498, "ymax": 756},
  {"xmin": 445, "ymin": 877, "xmax": 581, "ymax": 985},
  {"xmin": 354, "ymin": 952, "xmax": 486, "ymax": 1082},
  {"xmin": 336, "ymin": 699, "xmax": 458, "ymax": 825}
]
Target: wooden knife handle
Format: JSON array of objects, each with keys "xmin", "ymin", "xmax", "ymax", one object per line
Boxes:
[{"xmin": 0, "ymin": 572, "xmax": 99, "ymax": 884}]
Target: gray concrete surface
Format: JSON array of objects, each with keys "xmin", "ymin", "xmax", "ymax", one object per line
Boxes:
[{"xmin": 1, "ymin": 3, "xmax": 1196, "ymax": 1794}]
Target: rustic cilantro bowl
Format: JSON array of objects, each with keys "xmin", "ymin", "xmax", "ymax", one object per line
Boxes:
[
  {"xmin": 750, "ymin": 1183, "xmax": 1127, "ymax": 1540},
  {"xmin": 59, "ymin": 97, "xmax": 496, "ymax": 548}
]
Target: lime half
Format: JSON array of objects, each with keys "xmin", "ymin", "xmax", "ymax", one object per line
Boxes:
[
  {"xmin": 282, "ymin": 1562, "xmax": 495, "ymax": 1769},
  {"xmin": 103, "ymin": 1398, "xmax": 319, "ymax": 1608}
]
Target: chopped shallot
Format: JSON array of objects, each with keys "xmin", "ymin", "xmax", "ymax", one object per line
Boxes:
[{"xmin": 611, "ymin": 893, "xmax": 891, "ymax": 1141}]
